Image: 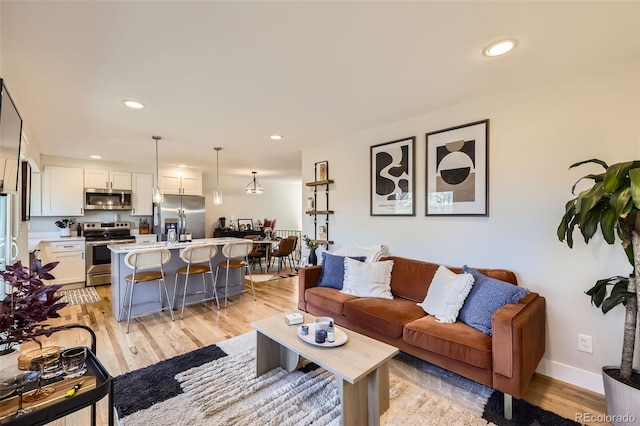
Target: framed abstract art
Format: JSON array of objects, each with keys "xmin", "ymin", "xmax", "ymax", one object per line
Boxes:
[
  {"xmin": 370, "ymin": 136, "xmax": 415, "ymax": 216},
  {"xmin": 425, "ymin": 120, "xmax": 489, "ymax": 216}
]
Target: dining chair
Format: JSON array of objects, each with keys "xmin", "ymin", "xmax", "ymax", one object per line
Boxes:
[
  {"xmin": 214, "ymin": 241, "xmax": 256, "ymax": 307},
  {"xmin": 268, "ymin": 235, "xmax": 297, "ymax": 274},
  {"xmin": 173, "ymin": 243, "xmax": 220, "ymax": 320},
  {"xmin": 120, "ymin": 247, "xmax": 174, "ymax": 333},
  {"xmin": 244, "ymin": 235, "xmax": 266, "ymax": 273}
]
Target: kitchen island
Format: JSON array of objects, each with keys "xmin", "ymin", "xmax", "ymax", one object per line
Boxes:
[{"xmin": 108, "ymin": 238, "xmax": 250, "ymax": 321}]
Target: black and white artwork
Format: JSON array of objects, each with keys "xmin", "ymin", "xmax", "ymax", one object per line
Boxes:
[
  {"xmin": 425, "ymin": 120, "xmax": 489, "ymax": 216},
  {"xmin": 370, "ymin": 137, "xmax": 415, "ymax": 216}
]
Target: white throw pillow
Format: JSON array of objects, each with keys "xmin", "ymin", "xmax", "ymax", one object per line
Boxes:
[
  {"xmin": 417, "ymin": 265, "xmax": 475, "ymax": 323},
  {"xmin": 340, "ymin": 258, "xmax": 394, "ymax": 299}
]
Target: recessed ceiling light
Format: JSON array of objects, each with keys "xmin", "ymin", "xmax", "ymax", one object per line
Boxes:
[
  {"xmin": 270, "ymin": 134, "xmax": 283, "ymax": 140},
  {"xmin": 123, "ymin": 99, "xmax": 144, "ymax": 109},
  {"xmin": 483, "ymin": 39, "xmax": 516, "ymax": 57},
  {"xmin": 178, "ymin": 164, "xmax": 187, "ymax": 168},
  {"xmin": 90, "ymin": 155, "xmax": 102, "ymax": 159}
]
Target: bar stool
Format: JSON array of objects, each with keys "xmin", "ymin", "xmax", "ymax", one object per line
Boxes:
[
  {"xmin": 214, "ymin": 241, "xmax": 256, "ymax": 308},
  {"xmin": 173, "ymin": 243, "xmax": 220, "ymax": 319},
  {"xmin": 120, "ymin": 247, "xmax": 174, "ymax": 333}
]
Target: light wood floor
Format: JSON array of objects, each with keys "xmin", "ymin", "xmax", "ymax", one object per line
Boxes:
[{"xmin": 14, "ymin": 276, "xmax": 608, "ymax": 426}]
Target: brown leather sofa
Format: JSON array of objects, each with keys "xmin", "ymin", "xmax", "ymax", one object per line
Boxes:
[{"xmin": 298, "ymin": 255, "xmax": 546, "ymax": 404}]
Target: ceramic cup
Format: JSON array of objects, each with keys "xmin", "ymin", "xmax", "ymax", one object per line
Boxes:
[
  {"xmin": 315, "ymin": 329, "xmax": 327, "ymax": 344},
  {"xmin": 61, "ymin": 347, "xmax": 87, "ymax": 378},
  {"xmin": 314, "ymin": 317, "xmax": 332, "ymax": 332}
]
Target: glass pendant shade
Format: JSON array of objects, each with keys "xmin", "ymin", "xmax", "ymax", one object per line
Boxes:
[
  {"xmin": 246, "ymin": 171, "xmax": 263, "ymax": 194},
  {"xmin": 152, "ymin": 186, "xmax": 164, "ymax": 203},
  {"xmin": 213, "ymin": 147, "xmax": 223, "ymax": 205},
  {"xmin": 152, "ymin": 135, "xmax": 164, "ymax": 203},
  {"xmin": 213, "ymin": 190, "xmax": 223, "ymax": 205}
]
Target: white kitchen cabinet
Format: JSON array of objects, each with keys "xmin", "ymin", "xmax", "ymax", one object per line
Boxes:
[
  {"xmin": 135, "ymin": 234, "xmax": 157, "ymax": 244},
  {"xmin": 40, "ymin": 240, "xmax": 86, "ymax": 287},
  {"xmin": 131, "ymin": 172, "xmax": 153, "ymax": 216},
  {"xmin": 41, "ymin": 166, "xmax": 84, "ymax": 216},
  {"xmin": 84, "ymin": 169, "xmax": 132, "ymax": 190},
  {"xmin": 30, "ymin": 171, "xmax": 42, "ymax": 216},
  {"xmin": 160, "ymin": 169, "xmax": 202, "ymax": 196}
]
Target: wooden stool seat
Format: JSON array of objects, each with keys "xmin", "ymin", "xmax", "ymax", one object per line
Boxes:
[
  {"xmin": 176, "ymin": 264, "xmax": 211, "ymax": 275},
  {"xmin": 125, "ymin": 271, "xmax": 163, "ymax": 282},
  {"xmin": 217, "ymin": 260, "xmax": 247, "ymax": 269}
]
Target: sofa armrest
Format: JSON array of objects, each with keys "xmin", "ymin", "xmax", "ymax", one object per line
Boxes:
[
  {"xmin": 297, "ymin": 265, "xmax": 323, "ymax": 311},
  {"xmin": 492, "ymin": 293, "xmax": 546, "ymax": 398}
]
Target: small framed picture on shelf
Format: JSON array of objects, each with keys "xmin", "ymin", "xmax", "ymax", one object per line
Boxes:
[
  {"xmin": 316, "ymin": 161, "xmax": 328, "ymax": 181},
  {"xmin": 238, "ymin": 219, "xmax": 253, "ymax": 231}
]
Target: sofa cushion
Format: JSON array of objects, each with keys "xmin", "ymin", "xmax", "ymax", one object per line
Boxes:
[
  {"xmin": 341, "ymin": 258, "xmax": 394, "ymax": 299},
  {"xmin": 305, "ymin": 287, "xmax": 359, "ymax": 317},
  {"xmin": 417, "ymin": 265, "xmax": 475, "ymax": 323},
  {"xmin": 316, "ymin": 252, "xmax": 366, "ymax": 289},
  {"xmin": 383, "ymin": 256, "xmax": 441, "ymax": 302},
  {"xmin": 458, "ymin": 266, "xmax": 530, "ymax": 335},
  {"xmin": 403, "ymin": 315, "xmax": 493, "ymax": 369},
  {"xmin": 343, "ymin": 297, "xmax": 425, "ymax": 338}
]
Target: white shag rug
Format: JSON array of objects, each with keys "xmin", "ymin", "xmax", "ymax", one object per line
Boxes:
[{"xmin": 118, "ymin": 332, "xmax": 495, "ymax": 426}]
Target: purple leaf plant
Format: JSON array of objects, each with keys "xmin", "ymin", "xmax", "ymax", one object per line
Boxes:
[{"xmin": 0, "ymin": 259, "xmax": 68, "ymax": 353}]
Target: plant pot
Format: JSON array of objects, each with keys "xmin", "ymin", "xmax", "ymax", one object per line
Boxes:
[
  {"xmin": 59, "ymin": 227, "xmax": 71, "ymax": 237},
  {"xmin": 308, "ymin": 250, "xmax": 317, "ymax": 266},
  {"xmin": 602, "ymin": 366, "xmax": 640, "ymax": 425}
]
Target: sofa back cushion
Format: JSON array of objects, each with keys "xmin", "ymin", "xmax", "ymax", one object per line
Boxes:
[
  {"xmin": 383, "ymin": 256, "xmax": 440, "ymax": 302},
  {"xmin": 382, "ymin": 256, "xmax": 519, "ymax": 303}
]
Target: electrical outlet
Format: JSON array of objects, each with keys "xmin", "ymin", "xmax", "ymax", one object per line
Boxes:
[{"xmin": 578, "ymin": 334, "xmax": 593, "ymax": 353}]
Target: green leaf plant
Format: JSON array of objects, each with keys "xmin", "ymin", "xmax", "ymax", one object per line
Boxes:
[{"xmin": 557, "ymin": 159, "xmax": 640, "ymax": 383}]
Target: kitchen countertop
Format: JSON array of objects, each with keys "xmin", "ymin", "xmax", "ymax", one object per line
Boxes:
[
  {"xmin": 28, "ymin": 232, "xmax": 85, "ymax": 252},
  {"xmin": 107, "ymin": 237, "xmax": 245, "ymax": 253}
]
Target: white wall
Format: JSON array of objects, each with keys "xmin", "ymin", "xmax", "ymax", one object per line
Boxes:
[
  {"xmin": 302, "ymin": 58, "xmax": 640, "ymax": 394},
  {"xmin": 202, "ymin": 172, "xmax": 302, "ymax": 237}
]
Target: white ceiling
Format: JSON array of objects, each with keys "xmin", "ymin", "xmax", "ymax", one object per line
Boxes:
[{"xmin": 1, "ymin": 1, "xmax": 638, "ymax": 181}]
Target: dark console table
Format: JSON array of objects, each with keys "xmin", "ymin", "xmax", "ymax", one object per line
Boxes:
[
  {"xmin": 0, "ymin": 324, "xmax": 113, "ymax": 426},
  {"xmin": 214, "ymin": 229, "xmax": 265, "ymax": 238}
]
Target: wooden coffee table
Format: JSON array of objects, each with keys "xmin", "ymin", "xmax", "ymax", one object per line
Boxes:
[{"xmin": 251, "ymin": 313, "xmax": 399, "ymax": 426}]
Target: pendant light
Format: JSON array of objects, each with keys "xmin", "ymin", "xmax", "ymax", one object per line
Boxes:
[
  {"xmin": 246, "ymin": 171, "xmax": 263, "ymax": 194},
  {"xmin": 152, "ymin": 135, "xmax": 164, "ymax": 203},
  {"xmin": 213, "ymin": 147, "xmax": 223, "ymax": 205}
]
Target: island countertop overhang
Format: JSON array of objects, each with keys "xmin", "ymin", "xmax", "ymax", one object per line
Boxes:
[{"xmin": 107, "ymin": 237, "xmax": 246, "ymax": 253}]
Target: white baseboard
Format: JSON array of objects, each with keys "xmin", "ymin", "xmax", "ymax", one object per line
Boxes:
[{"xmin": 536, "ymin": 358, "xmax": 604, "ymax": 395}]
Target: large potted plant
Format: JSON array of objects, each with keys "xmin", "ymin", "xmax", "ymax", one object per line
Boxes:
[
  {"xmin": 557, "ymin": 159, "xmax": 639, "ymax": 421},
  {"xmin": 0, "ymin": 259, "xmax": 67, "ymax": 360}
]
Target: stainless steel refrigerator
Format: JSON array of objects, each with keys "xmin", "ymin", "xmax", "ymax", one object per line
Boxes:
[
  {"xmin": 153, "ymin": 195, "xmax": 206, "ymax": 241},
  {"xmin": 1, "ymin": 193, "xmax": 19, "ymax": 299}
]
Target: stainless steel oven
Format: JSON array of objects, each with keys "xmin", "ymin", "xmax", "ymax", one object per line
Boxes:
[{"xmin": 84, "ymin": 222, "xmax": 135, "ymax": 286}]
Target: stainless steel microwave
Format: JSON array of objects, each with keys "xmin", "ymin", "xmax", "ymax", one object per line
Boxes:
[{"xmin": 84, "ymin": 188, "xmax": 132, "ymax": 210}]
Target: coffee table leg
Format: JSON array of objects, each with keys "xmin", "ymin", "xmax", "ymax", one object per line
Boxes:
[
  {"xmin": 255, "ymin": 331, "xmax": 299, "ymax": 376},
  {"xmin": 337, "ymin": 362, "xmax": 389, "ymax": 426},
  {"xmin": 376, "ymin": 361, "xmax": 390, "ymax": 414}
]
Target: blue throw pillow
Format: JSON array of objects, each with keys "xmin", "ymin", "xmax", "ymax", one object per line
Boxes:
[
  {"xmin": 317, "ymin": 252, "xmax": 366, "ymax": 289},
  {"xmin": 458, "ymin": 266, "xmax": 529, "ymax": 336}
]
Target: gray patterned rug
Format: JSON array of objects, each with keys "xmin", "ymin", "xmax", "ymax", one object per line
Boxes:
[
  {"xmin": 114, "ymin": 332, "xmax": 579, "ymax": 426},
  {"xmin": 57, "ymin": 287, "xmax": 101, "ymax": 306}
]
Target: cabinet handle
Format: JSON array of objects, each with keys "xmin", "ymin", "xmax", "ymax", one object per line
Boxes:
[
  {"xmin": 81, "ymin": 208, "xmax": 84, "ymax": 215},
  {"xmin": 63, "ymin": 245, "xmax": 74, "ymax": 248},
  {"xmin": 106, "ymin": 181, "xmax": 109, "ymax": 189},
  {"xmin": 132, "ymin": 208, "xmax": 135, "ymax": 214},
  {"xmin": 82, "ymin": 252, "xmax": 85, "ymax": 259}
]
